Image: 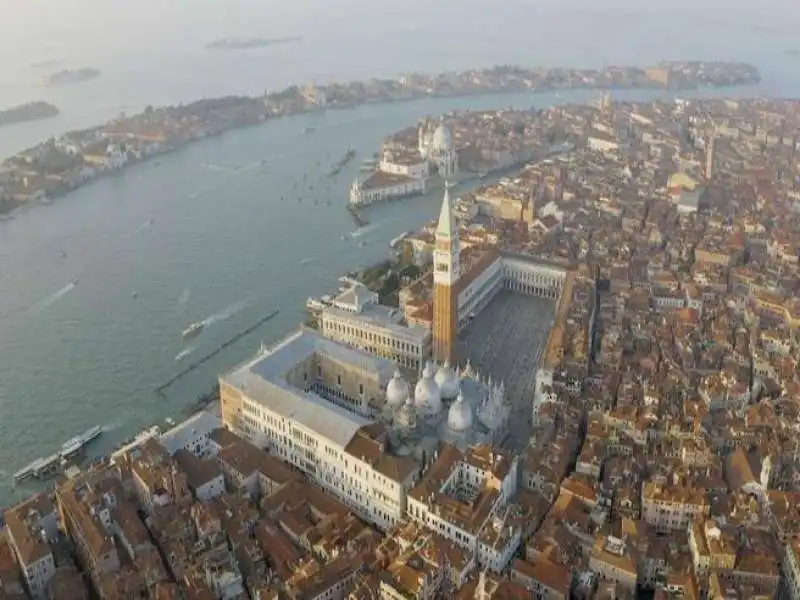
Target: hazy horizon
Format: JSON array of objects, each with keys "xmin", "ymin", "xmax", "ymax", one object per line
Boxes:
[{"xmin": 2, "ymin": 0, "xmax": 800, "ymax": 157}]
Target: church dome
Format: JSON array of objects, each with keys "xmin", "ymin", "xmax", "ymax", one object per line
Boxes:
[
  {"xmin": 386, "ymin": 370, "xmax": 410, "ymax": 408},
  {"xmin": 414, "ymin": 361, "xmax": 442, "ymax": 416},
  {"xmin": 447, "ymin": 391, "xmax": 473, "ymax": 432},
  {"xmin": 431, "ymin": 123, "xmax": 453, "ymax": 152},
  {"xmin": 396, "ymin": 396, "xmax": 417, "ymax": 431},
  {"xmin": 435, "ymin": 360, "xmax": 460, "ymax": 400}
]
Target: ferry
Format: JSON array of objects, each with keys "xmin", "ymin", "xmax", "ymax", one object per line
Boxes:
[
  {"xmin": 182, "ymin": 320, "xmax": 205, "ymax": 339},
  {"xmin": 14, "ymin": 425, "xmax": 103, "ymax": 481},
  {"xmin": 59, "ymin": 425, "xmax": 103, "ymax": 460}
]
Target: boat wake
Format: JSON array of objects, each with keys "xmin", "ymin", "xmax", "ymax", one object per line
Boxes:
[
  {"xmin": 203, "ymin": 163, "xmax": 238, "ymax": 174},
  {"xmin": 31, "ymin": 280, "xmax": 77, "ymax": 313},
  {"xmin": 101, "ymin": 419, "xmax": 123, "ymax": 433},
  {"xmin": 346, "ymin": 223, "xmax": 378, "ymax": 239},
  {"xmin": 123, "ymin": 218, "xmax": 156, "ymax": 239},
  {"xmin": 177, "ymin": 289, "xmax": 192, "ymax": 307},
  {"xmin": 299, "ymin": 257, "xmax": 314, "ymax": 266},
  {"xmin": 175, "ymin": 346, "xmax": 196, "ymax": 362},
  {"xmin": 204, "ymin": 299, "xmax": 249, "ymax": 326}
]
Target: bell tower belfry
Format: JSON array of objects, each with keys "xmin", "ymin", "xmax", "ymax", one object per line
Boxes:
[{"xmin": 432, "ymin": 183, "xmax": 459, "ymax": 363}]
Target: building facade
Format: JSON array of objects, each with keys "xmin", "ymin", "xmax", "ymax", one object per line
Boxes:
[
  {"xmin": 220, "ymin": 329, "xmax": 420, "ymax": 531},
  {"xmin": 320, "ymin": 283, "xmax": 431, "ymax": 370},
  {"xmin": 406, "ymin": 444, "xmax": 520, "ymax": 573},
  {"xmin": 349, "ymin": 171, "xmax": 427, "ymax": 207},
  {"xmin": 4, "ymin": 495, "xmax": 58, "ymax": 600}
]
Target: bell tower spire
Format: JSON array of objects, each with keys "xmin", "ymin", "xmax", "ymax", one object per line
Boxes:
[{"xmin": 432, "ymin": 181, "xmax": 459, "ymax": 363}]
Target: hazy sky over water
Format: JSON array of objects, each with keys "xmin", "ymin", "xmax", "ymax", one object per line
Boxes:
[{"xmin": 2, "ymin": 0, "xmax": 799, "ymax": 61}]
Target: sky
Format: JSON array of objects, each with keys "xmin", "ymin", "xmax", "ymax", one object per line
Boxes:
[{"xmin": 2, "ymin": 0, "xmax": 799, "ymax": 57}]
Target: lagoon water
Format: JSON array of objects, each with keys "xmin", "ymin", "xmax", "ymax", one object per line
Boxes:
[{"xmin": 1, "ymin": 0, "xmax": 800, "ymax": 503}]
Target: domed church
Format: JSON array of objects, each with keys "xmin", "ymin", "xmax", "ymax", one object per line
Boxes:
[
  {"xmin": 381, "ymin": 359, "xmax": 509, "ymax": 457},
  {"xmin": 418, "ymin": 118, "xmax": 458, "ymax": 180}
]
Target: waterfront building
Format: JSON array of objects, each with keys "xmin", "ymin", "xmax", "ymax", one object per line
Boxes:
[
  {"xmin": 349, "ymin": 170, "xmax": 427, "ymax": 207},
  {"xmin": 158, "ymin": 411, "xmax": 221, "ymax": 456},
  {"xmin": 379, "ymin": 147, "xmax": 431, "ymax": 180},
  {"xmin": 4, "ymin": 494, "xmax": 58, "ymax": 600},
  {"xmin": 219, "ymin": 328, "xmax": 419, "ymax": 530},
  {"xmin": 319, "ymin": 282, "xmax": 431, "ymax": 369}
]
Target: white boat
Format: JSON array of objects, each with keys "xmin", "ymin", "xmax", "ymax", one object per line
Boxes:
[
  {"xmin": 182, "ymin": 320, "xmax": 205, "ymax": 339},
  {"xmin": 59, "ymin": 425, "xmax": 103, "ymax": 460}
]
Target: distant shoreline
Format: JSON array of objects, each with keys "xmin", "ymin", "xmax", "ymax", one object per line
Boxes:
[
  {"xmin": 0, "ymin": 60, "xmax": 761, "ymax": 217},
  {"xmin": 0, "ymin": 101, "xmax": 59, "ymax": 128},
  {"xmin": 43, "ymin": 68, "xmax": 101, "ymax": 88},
  {"xmin": 206, "ymin": 36, "xmax": 302, "ymax": 51}
]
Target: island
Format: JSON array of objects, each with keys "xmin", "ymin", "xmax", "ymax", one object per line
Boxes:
[
  {"xmin": 0, "ymin": 101, "xmax": 59, "ymax": 128},
  {"xmin": 206, "ymin": 36, "xmax": 302, "ymax": 50},
  {"xmin": 0, "ymin": 60, "xmax": 760, "ymax": 215},
  {"xmin": 43, "ymin": 68, "xmax": 101, "ymax": 87}
]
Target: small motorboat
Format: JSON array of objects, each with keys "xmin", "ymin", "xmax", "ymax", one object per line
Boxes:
[{"xmin": 182, "ymin": 321, "xmax": 205, "ymax": 339}]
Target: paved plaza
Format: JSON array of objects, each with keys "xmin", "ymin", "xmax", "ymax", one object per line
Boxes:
[{"xmin": 456, "ymin": 289, "xmax": 555, "ymax": 448}]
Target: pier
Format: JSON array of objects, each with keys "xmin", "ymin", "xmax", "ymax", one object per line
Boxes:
[
  {"xmin": 346, "ymin": 204, "xmax": 369, "ymax": 227},
  {"xmin": 156, "ymin": 309, "xmax": 280, "ymax": 396},
  {"xmin": 13, "ymin": 425, "xmax": 104, "ymax": 482}
]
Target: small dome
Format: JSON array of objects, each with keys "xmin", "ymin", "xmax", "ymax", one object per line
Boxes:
[
  {"xmin": 386, "ymin": 370, "xmax": 410, "ymax": 408},
  {"xmin": 431, "ymin": 122, "xmax": 453, "ymax": 152},
  {"xmin": 435, "ymin": 360, "xmax": 460, "ymax": 400},
  {"xmin": 447, "ymin": 391, "xmax": 473, "ymax": 432},
  {"xmin": 396, "ymin": 395, "xmax": 417, "ymax": 431},
  {"xmin": 414, "ymin": 361, "xmax": 442, "ymax": 416}
]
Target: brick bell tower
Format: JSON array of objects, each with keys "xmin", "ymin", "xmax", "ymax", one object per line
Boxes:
[{"xmin": 432, "ymin": 182, "xmax": 459, "ymax": 363}]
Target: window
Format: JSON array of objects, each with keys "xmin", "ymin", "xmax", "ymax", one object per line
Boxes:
[{"xmin": 337, "ymin": 374, "xmax": 341, "ymax": 386}]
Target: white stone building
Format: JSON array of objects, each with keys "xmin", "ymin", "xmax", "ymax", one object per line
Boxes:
[
  {"xmin": 320, "ymin": 282, "xmax": 431, "ymax": 369},
  {"xmin": 220, "ymin": 329, "xmax": 420, "ymax": 530},
  {"xmin": 349, "ymin": 170, "xmax": 427, "ymax": 207},
  {"xmin": 419, "ymin": 120, "xmax": 459, "ymax": 180},
  {"xmin": 379, "ymin": 148, "xmax": 431, "ymax": 180}
]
